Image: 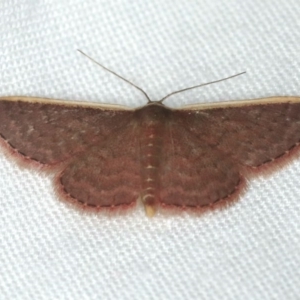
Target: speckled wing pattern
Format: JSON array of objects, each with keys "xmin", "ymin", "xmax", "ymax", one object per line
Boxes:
[
  {"xmin": 0, "ymin": 97, "xmax": 140, "ymax": 208},
  {"xmin": 159, "ymin": 97, "xmax": 300, "ymax": 208},
  {"xmin": 1, "ymin": 96, "xmax": 300, "ymax": 213},
  {"xmin": 0, "ymin": 97, "xmax": 134, "ymax": 164}
]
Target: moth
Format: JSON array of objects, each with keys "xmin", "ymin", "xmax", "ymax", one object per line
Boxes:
[{"xmin": 1, "ymin": 51, "xmax": 300, "ymax": 217}]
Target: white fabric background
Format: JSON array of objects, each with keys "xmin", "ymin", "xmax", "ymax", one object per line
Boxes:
[{"xmin": 0, "ymin": 1, "xmax": 299, "ymax": 299}]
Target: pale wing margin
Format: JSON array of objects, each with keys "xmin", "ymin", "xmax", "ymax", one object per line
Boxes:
[
  {"xmin": 180, "ymin": 96, "xmax": 300, "ymax": 110},
  {"xmin": 0, "ymin": 96, "xmax": 132, "ymax": 110}
]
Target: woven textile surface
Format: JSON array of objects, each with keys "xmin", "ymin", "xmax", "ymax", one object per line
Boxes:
[{"xmin": 0, "ymin": 1, "xmax": 299, "ymax": 299}]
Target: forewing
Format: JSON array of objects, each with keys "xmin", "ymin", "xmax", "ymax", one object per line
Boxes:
[
  {"xmin": 0, "ymin": 97, "xmax": 133, "ymax": 165},
  {"xmin": 178, "ymin": 97, "xmax": 300, "ymax": 167},
  {"xmin": 57, "ymin": 120, "xmax": 141, "ymax": 207}
]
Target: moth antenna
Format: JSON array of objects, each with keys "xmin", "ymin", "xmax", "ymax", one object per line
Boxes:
[
  {"xmin": 78, "ymin": 49, "xmax": 246, "ymax": 105},
  {"xmin": 158, "ymin": 71, "xmax": 246, "ymax": 103},
  {"xmin": 77, "ymin": 49, "xmax": 152, "ymax": 103}
]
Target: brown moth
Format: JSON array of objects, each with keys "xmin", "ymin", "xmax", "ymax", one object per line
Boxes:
[{"xmin": 1, "ymin": 51, "xmax": 300, "ymax": 217}]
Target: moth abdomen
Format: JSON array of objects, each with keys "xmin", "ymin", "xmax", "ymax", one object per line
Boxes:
[{"xmin": 137, "ymin": 104, "xmax": 169, "ymax": 215}]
